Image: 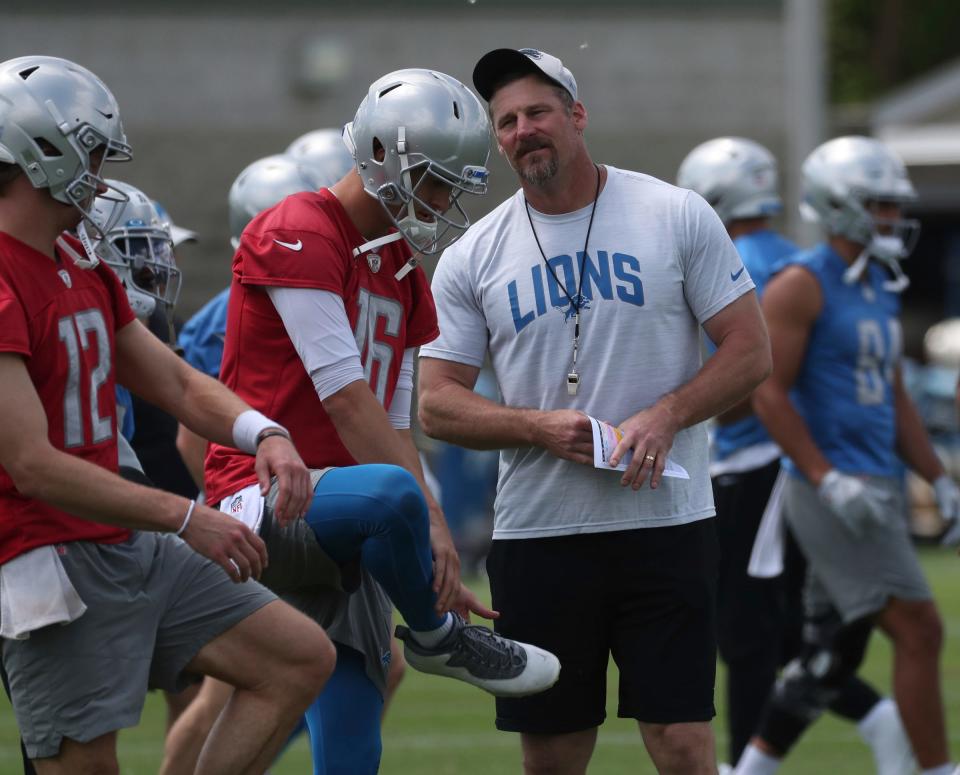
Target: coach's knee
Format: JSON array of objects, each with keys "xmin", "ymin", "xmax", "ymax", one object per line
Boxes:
[{"xmin": 640, "ymin": 722, "xmax": 715, "ymax": 774}]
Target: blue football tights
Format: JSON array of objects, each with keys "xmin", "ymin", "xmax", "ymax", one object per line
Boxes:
[
  {"xmin": 303, "ymin": 463, "xmax": 445, "ymax": 632},
  {"xmin": 304, "ymin": 644, "xmax": 384, "ymax": 775}
]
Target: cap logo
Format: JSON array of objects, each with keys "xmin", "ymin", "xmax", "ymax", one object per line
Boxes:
[{"xmin": 519, "ymin": 48, "xmax": 544, "ymax": 59}]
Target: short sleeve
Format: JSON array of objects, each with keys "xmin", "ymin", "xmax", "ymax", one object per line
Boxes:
[
  {"xmin": 404, "ymin": 266, "xmax": 439, "ymax": 348},
  {"xmin": 420, "ymin": 244, "xmax": 487, "ymax": 368},
  {"xmin": 237, "ymin": 227, "xmax": 348, "ymax": 293},
  {"xmin": 0, "ymin": 281, "xmax": 30, "ymax": 356},
  {"xmin": 679, "ymin": 190, "xmax": 756, "ymax": 324}
]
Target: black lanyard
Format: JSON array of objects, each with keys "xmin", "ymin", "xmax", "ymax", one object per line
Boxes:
[{"xmin": 523, "ymin": 163, "xmax": 601, "ymax": 395}]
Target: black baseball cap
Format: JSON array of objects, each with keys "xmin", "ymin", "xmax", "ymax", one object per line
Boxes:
[{"xmin": 472, "ymin": 48, "xmax": 578, "ymax": 102}]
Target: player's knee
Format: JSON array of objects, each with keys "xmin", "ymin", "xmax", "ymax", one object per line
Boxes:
[
  {"xmin": 893, "ymin": 604, "xmax": 943, "ymax": 658},
  {"xmin": 271, "ymin": 623, "xmax": 336, "ymax": 703},
  {"xmin": 368, "ymin": 465, "xmax": 428, "ymax": 533}
]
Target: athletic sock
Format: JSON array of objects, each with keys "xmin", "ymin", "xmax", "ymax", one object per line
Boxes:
[
  {"xmin": 409, "ymin": 613, "xmax": 454, "ymax": 648},
  {"xmin": 734, "ymin": 743, "xmax": 781, "ymax": 775},
  {"xmin": 857, "ymin": 698, "xmax": 916, "ymax": 775}
]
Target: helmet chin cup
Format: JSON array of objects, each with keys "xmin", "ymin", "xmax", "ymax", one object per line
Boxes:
[
  {"xmin": 396, "ymin": 210, "xmax": 438, "ymax": 252},
  {"xmin": 869, "ymin": 234, "xmax": 907, "ymax": 262}
]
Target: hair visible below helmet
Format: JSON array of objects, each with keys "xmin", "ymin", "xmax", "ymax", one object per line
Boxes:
[
  {"xmin": 285, "ymin": 128, "xmax": 354, "ymax": 189},
  {"xmin": 343, "ymin": 68, "xmax": 491, "ymax": 255},
  {"xmin": 0, "ymin": 56, "xmax": 132, "ymax": 256},
  {"xmin": 90, "ymin": 180, "xmax": 180, "ymax": 317},
  {"xmin": 801, "ymin": 136, "xmax": 919, "ymax": 279},
  {"xmin": 676, "ymin": 137, "xmax": 782, "ymax": 225},
  {"xmin": 228, "ymin": 154, "xmax": 315, "ymax": 249}
]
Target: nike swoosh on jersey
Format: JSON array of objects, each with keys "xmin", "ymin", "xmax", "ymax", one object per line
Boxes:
[
  {"xmin": 730, "ymin": 266, "xmax": 745, "ymax": 281},
  {"xmin": 274, "ymin": 238, "xmax": 303, "ymax": 251}
]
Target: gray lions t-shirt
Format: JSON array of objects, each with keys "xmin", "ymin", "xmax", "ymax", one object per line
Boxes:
[{"xmin": 422, "ymin": 166, "xmax": 753, "ymax": 539}]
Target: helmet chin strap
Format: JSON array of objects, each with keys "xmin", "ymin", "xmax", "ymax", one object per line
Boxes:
[
  {"xmin": 842, "ymin": 244, "xmax": 909, "ymax": 293},
  {"xmin": 74, "ymin": 221, "xmax": 102, "ymax": 269},
  {"xmin": 350, "ymin": 230, "xmax": 421, "ymax": 281}
]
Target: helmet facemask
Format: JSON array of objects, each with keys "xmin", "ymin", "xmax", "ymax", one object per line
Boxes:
[
  {"xmin": 90, "ymin": 181, "xmax": 181, "ymax": 316},
  {"xmin": 373, "ymin": 127, "xmax": 488, "ymax": 256},
  {"xmin": 100, "ymin": 227, "xmax": 180, "ymax": 316}
]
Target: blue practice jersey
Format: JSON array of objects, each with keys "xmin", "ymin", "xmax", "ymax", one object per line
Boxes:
[
  {"xmin": 115, "ymin": 385, "xmax": 135, "ymax": 441},
  {"xmin": 783, "ymin": 243, "xmax": 901, "ymax": 479},
  {"xmin": 713, "ymin": 229, "xmax": 797, "ymax": 462},
  {"xmin": 179, "ymin": 287, "xmax": 230, "ymax": 378}
]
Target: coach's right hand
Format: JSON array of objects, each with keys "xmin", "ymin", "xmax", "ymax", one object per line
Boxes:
[
  {"xmin": 817, "ymin": 469, "xmax": 892, "ymax": 537},
  {"xmin": 178, "ymin": 503, "xmax": 269, "ymax": 583},
  {"xmin": 535, "ymin": 409, "xmax": 594, "ymax": 465}
]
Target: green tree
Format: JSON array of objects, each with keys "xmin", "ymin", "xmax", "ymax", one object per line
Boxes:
[{"xmin": 831, "ymin": 0, "xmax": 960, "ymax": 103}]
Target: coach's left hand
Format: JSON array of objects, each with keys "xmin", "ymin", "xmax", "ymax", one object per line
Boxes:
[
  {"xmin": 611, "ymin": 402, "xmax": 680, "ymax": 491},
  {"xmin": 429, "ymin": 509, "xmax": 462, "ymax": 615},
  {"xmin": 255, "ymin": 435, "xmax": 312, "ymax": 526}
]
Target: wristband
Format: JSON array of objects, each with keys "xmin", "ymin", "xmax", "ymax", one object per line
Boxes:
[
  {"xmin": 233, "ymin": 409, "xmax": 287, "ymax": 454},
  {"xmin": 256, "ymin": 427, "xmax": 292, "ymax": 447},
  {"xmin": 176, "ymin": 499, "xmax": 196, "ymax": 537}
]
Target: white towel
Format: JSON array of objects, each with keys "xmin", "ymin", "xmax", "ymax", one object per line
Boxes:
[
  {"xmin": 0, "ymin": 545, "xmax": 87, "ymax": 640},
  {"xmin": 747, "ymin": 468, "xmax": 788, "ymax": 579}
]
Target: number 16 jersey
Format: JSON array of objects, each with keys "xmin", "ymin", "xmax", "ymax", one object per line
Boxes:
[{"xmin": 204, "ymin": 190, "xmax": 438, "ymax": 506}]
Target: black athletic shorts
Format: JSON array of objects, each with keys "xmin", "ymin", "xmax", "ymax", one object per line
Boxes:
[{"xmin": 486, "ymin": 519, "xmax": 719, "ymax": 734}]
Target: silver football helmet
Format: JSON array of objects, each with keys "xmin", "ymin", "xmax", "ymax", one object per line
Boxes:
[
  {"xmin": 286, "ymin": 128, "xmax": 354, "ymax": 189},
  {"xmin": 676, "ymin": 137, "xmax": 782, "ymax": 225},
  {"xmin": 228, "ymin": 154, "xmax": 315, "ymax": 249},
  {"xmin": 343, "ymin": 68, "xmax": 490, "ymax": 255},
  {"xmin": 801, "ymin": 135, "xmax": 918, "ymax": 291},
  {"xmin": 90, "ymin": 180, "xmax": 180, "ymax": 317},
  {"xmin": 0, "ymin": 56, "xmax": 132, "ymax": 262}
]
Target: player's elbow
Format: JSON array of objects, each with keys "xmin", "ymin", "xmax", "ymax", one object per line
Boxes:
[{"xmin": 4, "ymin": 446, "xmax": 53, "ymax": 500}]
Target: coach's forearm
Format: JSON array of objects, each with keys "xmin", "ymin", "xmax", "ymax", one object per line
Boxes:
[{"xmin": 418, "ymin": 380, "xmax": 540, "ymax": 450}]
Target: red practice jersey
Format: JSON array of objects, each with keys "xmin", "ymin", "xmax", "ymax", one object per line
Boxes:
[
  {"xmin": 205, "ymin": 190, "xmax": 438, "ymax": 505},
  {"xmin": 0, "ymin": 232, "xmax": 136, "ymax": 563}
]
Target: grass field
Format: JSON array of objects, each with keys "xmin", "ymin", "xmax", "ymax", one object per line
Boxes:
[{"xmin": 1, "ymin": 546, "xmax": 958, "ymax": 774}]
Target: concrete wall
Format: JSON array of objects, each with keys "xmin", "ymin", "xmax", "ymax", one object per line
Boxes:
[{"xmin": 1, "ymin": 7, "xmax": 790, "ymax": 316}]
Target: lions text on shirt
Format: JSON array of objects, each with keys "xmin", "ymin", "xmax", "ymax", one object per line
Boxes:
[{"xmin": 423, "ymin": 166, "xmax": 753, "ymax": 539}]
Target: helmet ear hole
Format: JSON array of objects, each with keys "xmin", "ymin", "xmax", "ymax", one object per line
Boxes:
[{"xmin": 372, "ymin": 137, "xmax": 386, "ymax": 163}]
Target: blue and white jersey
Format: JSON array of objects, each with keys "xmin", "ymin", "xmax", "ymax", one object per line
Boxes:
[
  {"xmin": 712, "ymin": 229, "xmax": 797, "ymax": 466},
  {"xmin": 784, "ymin": 243, "xmax": 901, "ymax": 479},
  {"xmin": 425, "ymin": 166, "xmax": 751, "ymax": 538},
  {"xmin": 179, "ymin": 287, "xmax": 230, "ymax": 378}
]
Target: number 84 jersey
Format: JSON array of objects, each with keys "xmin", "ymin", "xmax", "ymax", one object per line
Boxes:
[
  {"xmin": 786, "ymin": 242, "xmax": 902, "ymax": 479},
  {"xmin": 205, "ymin": 190, "xmax": 438, "ymax": 506},
  {"xmin": 0, "ymin": 232, "xmax": 136, "ymax": 562}
]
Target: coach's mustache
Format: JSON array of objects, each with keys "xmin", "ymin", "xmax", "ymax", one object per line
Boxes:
[{"xmin": 515, "ymin": 139, "xmax": 554, "ymax": 159}]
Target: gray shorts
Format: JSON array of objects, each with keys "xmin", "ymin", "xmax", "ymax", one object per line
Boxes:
[
  {"xmin": 2, "ymin": 532, "xmax": 276, "ymax": 759},
  {"xmin": 258, "ymin": 470, "xmax": 393, "ymax": 695},
  {"xmin": 783, "ymin": 475, "xmax": 931, "ymax": 622}
]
